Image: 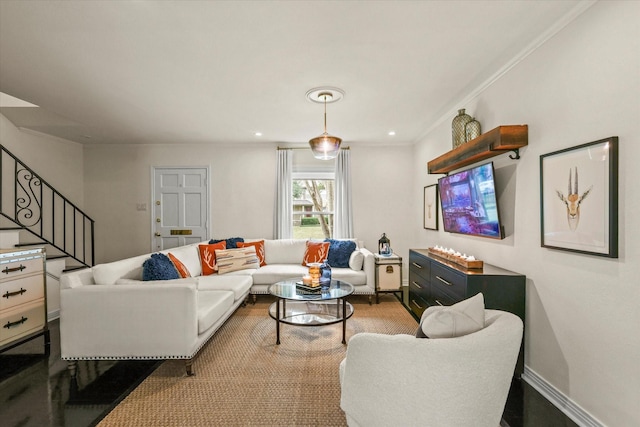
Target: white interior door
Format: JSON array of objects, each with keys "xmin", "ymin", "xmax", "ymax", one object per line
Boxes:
[{"xmin": 152, "ymin": 167, "xmax": 209, "ymax": 251}]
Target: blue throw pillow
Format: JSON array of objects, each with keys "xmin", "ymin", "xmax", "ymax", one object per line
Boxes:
[
  {"xmin": 142, "ymin": 253, "xmax": 180, "ymax": 281},
  {"xmin": 325, "ymin": 239, "xmax": 356, "ymax": 268},
  {"xmin": 209, "ymin": 237, "xmax": 244, "ymax": 249}
]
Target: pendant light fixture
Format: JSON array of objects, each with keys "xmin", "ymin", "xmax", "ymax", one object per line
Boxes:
[{"xmin": 307, "ymin": 87, "xmax": 344, "ymax": 160}]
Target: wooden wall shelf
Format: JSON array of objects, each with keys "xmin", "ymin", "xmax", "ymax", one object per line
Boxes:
[{"xmin": 427, "ymin": 125, "xmax": 528, "ymax": 174}]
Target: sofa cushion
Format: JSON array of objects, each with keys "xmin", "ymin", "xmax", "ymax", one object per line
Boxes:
[
  {"xmin": 263, "ymin": 239, "xmax": 307, "ymax": 264},
  {"xmin": 196, "ymin": 275, "xmax": 252, "ymax": 300},
  {"xmin": 237, "ymin": 240, "xmax": 266, "ymax": 266},
  {"xmin": 199, "ymin": 242, "xmax": 226, "ymax": 275},
  {"xmin": 216, "ymin": 247, "xmax": 260, "ymax": 274},
  {"xmin": 167, "ymin": 245, "xmax": 202, "ymax": 277},
  {"xmin": 197, "ymin": 291, "xmax": 235, "ymax": 334},
  {"xmin": 348, "ymin": 250, "xmax": 364, "ymax": 271},
  {"xmin": 209, "ymin": 237, "xmax": 244, "ymax": 249},
  {"xmin": 250, "ymin": 264, "xmax": 309, "ymax": 285},
  {"xmin": 302, "ymin": 241, "xmax": 330, "ymax": 265},
  {"xmin": 115, "ymin": 278, "xmax": 197, "ymax": 286},
  {"xmin": 142, "ymin": 253, "xmax": 180, "ymax": 281},
  {"xmin": 417, "ymin": 293, "xmax": 485, "ymax": 339},
  {"xmin": 92, "ymin": 254, "xmax": 148, "ymax": 285},
  {"xmin": 331, "ymin": 267, "xmax": 367, "ymax": 286},
  {"xmin": 325, "ymin": 239, "xmax": 356, "ymax": 268},
  {"xmin": 168, "ymin": 253, "xmax": 191, "ymax": 278}
]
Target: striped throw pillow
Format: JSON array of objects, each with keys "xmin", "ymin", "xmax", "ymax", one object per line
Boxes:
[{"xmin": 215, "ymin": 247, "xmax": 260, "ymax": 274}]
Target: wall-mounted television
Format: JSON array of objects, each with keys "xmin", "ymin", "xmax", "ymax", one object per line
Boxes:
[{"xmin": 438, "ymin": 162, "xmax": 504, "ymax": 239}]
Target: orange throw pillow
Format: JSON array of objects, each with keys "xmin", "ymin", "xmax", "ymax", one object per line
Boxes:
[
  {"xmin": 168, "ymin": 252, "xmax": 191, "ymax": 278},
  {"xmin": 198, "ymin": 241, "xmax": 226, "ymax": 275},
  {"xmin": 237, "ymin": 240, "xmax": 266, "ymax": 266},
  {"xmin": 302, "ymin": 241, "xmax": 330, "ymax": 265}
]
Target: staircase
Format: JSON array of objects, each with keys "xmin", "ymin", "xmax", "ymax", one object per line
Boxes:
[{"xmin": 1, "ymin": 144, "xmax": 95, "ymax": 320}]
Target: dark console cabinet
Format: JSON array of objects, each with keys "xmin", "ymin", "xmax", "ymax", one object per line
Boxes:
[{"xmin": 408, "ymin": 249, "xmax": 525, "ymax": 375}]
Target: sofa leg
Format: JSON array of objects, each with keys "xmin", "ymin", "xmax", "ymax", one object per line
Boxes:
[
  {"xmin": 369, "ymin": 295, "xmax": 372, "ymax": 305},
  {"xmin": 67, "ymin": 360, "xmax": 78, "ymax": 378},
  {"xmin": 185, "ymin": 359, "xmax": 194, "ymax": 376},
  {"xmin": 252, "ymin": 294, "xmax": 257, "ymax": 304}
]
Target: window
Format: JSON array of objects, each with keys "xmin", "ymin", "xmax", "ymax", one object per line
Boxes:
[{"xmin": 292, "ymin": 173, "xmax": 334, "ymax": 239}]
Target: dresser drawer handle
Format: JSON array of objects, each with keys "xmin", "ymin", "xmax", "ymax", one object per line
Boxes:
[
  {"xmin": 4, "ymin": 316, "xmax": 28, "ymax": 329},
  {"xmin": 435, "ymin": 275, "xmax": 453, "ymax": 286},
  {"xmin": 2, "ymin": 264, "xmax": 27, "ymax": 275},
  {"xmin": 411, "ymin": 299, "xmax": 424, "ymax": 310},
  {"xmin": 411, "ymin": 262, "xmax": 423, "ymax": 269},
  {"xmin": 411, "ymin": 281, "xmax": 422, "ymax": 289},
  {"xmin": 3, "ymin": 288, "xmax": 27, "ymax": 299}
]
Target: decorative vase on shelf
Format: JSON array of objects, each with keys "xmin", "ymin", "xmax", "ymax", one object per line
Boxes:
[
  {"xmin": 465, "ymin": 118, "xmax": 481, "ymax": 142},
  {"xmin": 319, "ymin": 260, "xmax": 331, "ymax": 290},
  {"xmin": 451, "ymin": 108, "xmax": 472, "ymax": 149}
]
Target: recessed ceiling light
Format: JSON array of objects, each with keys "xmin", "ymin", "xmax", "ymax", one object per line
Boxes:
[
  {"xmin": 388, "ymin": 131, "xmax": 396, "ymax": 136},
  {"xmin": 254, "ymin": 132, "xmax": 262, "ymax": 137}
]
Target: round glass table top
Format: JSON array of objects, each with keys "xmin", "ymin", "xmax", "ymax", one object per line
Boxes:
[{"xmin": 268, "ymin": 278, "xmax": 354, "ymax": 301}]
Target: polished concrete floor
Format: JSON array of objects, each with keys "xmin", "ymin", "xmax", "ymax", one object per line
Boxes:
[{"xmin": 1, "ymin": 319, "xmax": 577, "ymax": 427}]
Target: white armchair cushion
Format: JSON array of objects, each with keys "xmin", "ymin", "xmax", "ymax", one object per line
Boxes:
[
  {"xmin": 340, "ymin": 309, "xmax": 523, "ymax": 427},
  {"xmin": 419, "ymin": 293, "xmax": 485, "ymax": 338}
]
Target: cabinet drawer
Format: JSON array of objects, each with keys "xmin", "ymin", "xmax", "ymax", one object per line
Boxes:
[
  {"xmin": 0, "ymin": 257, "xmax": 43, "ymax": 282},
  {"xmin": 0, "ymin": 274, "xmax": 45, "ymax": 310},
  {"xmin": 408, "ymin": 272, "xmax": 429, "ymax": 301},
  {"xmin": 430, "ymin": 263, "xmax": 466, "ymax": 300},
  {"xmin": 409, "ymin": 252, "xmax": 430, "ymax": 280},
  {"xmin": 429, "ymin": 284, "xmax": 458, "ymax": 307},
  {"xmin": 0, "ymin": 300, "xmax": 45, "ymax": 347},
  {"xmin": 408, "ymin": 292, "xmax": 429, "ymax": 319}
]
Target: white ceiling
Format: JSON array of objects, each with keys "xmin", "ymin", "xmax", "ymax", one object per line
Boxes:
[{"xmin": 0, "ymin": 1, "xmax": 590, "ymax": 147}]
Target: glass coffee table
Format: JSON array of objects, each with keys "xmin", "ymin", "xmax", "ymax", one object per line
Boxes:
[{"xmin": 268, "ymin": 278, "xmax": 354, "ymax": 345}]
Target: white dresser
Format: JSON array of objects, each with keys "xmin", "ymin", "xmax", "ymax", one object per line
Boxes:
[{"xmin": 0, "ymin": 248, "xmax": 49, "ymax": 354}]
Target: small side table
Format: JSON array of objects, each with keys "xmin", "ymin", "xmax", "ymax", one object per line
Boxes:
[{"xmin": 374, "ymin": 253, "xmax": 403, "ymax": 304}]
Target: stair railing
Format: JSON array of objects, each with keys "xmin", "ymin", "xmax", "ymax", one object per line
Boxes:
[{"xmin": 0, "ymin": 144, "xmax": 94, "ymax": 267}]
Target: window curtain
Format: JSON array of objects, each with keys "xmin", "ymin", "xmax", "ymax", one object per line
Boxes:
[
  {"xmin": 274, "ymin": 149, "xmax": 293, "ymax": 239},
  {"xmin": 334, "ymin": 149, "xmax": 354, "ymax": 238}
]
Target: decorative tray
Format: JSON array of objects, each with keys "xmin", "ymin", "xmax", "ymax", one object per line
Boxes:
[
  {"xmin": 295, "ymin": 282, "xmax": 323, "ymax": 292},
  {"xmin": 427, "ymin": 247, "xmax": 484, "ymax": 270}
]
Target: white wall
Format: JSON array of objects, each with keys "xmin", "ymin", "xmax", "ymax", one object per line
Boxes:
[
  {"xmin": 84, "ymin": 143, "xmax": 414, "ymax": 263},
  {"xmin": 0, "ymin": 114, "xmax": 84, "ymax": 205},
  {"xmin": 413, "ymin": 2, "xmax": 639, "ymax": 425},
  {"xmin": 351, "ymin": 145, "xmax": 414, "ymax": 264}
]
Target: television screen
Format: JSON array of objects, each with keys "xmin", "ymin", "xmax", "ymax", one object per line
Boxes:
[{"xmin": 438, "ymin": 162, "xmax": 504, "ymax": 239}]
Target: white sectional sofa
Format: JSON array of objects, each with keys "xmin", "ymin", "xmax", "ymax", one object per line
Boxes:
[{"xmin": 60, "ymin": 238, "xmax": 374, "ymax": 376}]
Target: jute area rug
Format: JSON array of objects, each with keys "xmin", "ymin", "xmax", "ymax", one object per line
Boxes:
[{"xmin": 98, "ymin": 295, "xmax": 418, "ymax": 426}]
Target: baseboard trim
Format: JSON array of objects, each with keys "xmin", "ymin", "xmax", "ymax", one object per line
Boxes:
[
  {"xmin": 522, "ymin": 366, "xmax": 604, "ymax": 427},
  {"xmin": 48, "ymin": 309, "xmax": 60, "ymax": 322}
]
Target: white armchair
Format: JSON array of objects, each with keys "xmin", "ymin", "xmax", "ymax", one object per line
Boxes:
[{"xmin": 339, "ymin": 309, "xmax": 523, "ymax": 427}]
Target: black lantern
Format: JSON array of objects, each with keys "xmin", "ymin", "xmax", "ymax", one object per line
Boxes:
[{"xmin": 378, "ymin": 233, "xmax": 391, "ymax": 255}]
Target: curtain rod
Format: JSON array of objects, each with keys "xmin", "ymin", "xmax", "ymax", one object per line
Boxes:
[{"xmin": 277, "ymin": 146, "xmax": 349, "ymax": 150}]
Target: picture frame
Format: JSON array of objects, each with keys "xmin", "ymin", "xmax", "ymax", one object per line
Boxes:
[
  {"xmin": 540, "ymin": 136, "xmax": 618, "ymax": 257},
  {"xmin": 423, "ymin": 184, "xmax": 439, "ymax": 230}
]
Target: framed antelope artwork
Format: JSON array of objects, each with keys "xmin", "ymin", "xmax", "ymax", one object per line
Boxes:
[{"xmin": 540, "ymin": 136, "xmax": 618, "ymax": 258}]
